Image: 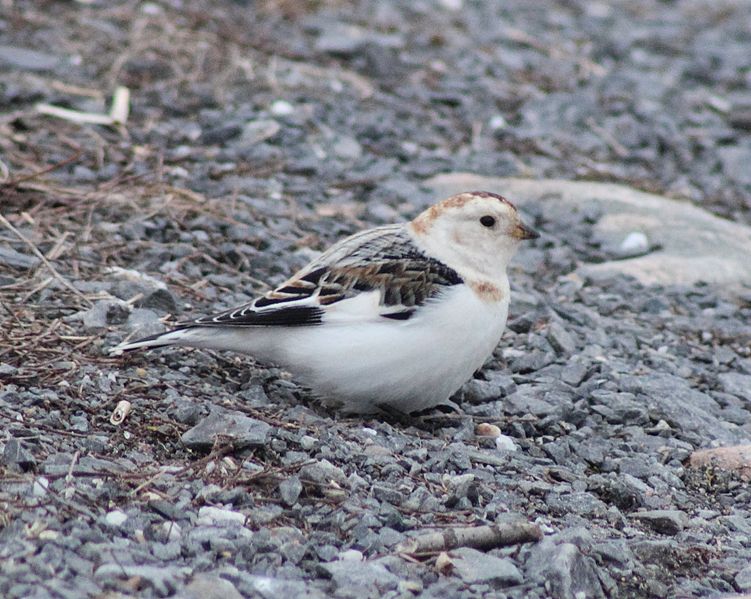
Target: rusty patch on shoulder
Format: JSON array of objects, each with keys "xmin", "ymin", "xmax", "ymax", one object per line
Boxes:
[
  {"xmin": 469, "ymin": 280, "xmax": 504, "ymax": 302},
  {"xmin": 410, "ymin": 203, "xmax": 441, "ymax": 235}
]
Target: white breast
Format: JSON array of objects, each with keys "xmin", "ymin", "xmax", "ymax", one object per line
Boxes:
[{"xmin": 273, "ymin": 283, "xmax": 511, "ymax": 413}]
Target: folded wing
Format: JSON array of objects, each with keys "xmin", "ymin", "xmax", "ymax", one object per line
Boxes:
[{"xmin": 184, "ymin": 224, "xmax": 463, "ymax": 328}]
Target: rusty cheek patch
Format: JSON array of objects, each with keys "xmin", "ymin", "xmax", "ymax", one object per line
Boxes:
[{"xmin": 469, "ymin": 280, "xmax": 504, "ymax": 302}]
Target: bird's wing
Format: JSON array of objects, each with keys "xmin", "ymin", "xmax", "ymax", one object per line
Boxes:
[{"xmin": 183, "ymin": 224, "xmax": 463, "ymax": 328}]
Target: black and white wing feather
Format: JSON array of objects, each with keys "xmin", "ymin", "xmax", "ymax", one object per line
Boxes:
[{"xmin": 185, "ymin": 224, "xmax": 463, "ymax": 329}]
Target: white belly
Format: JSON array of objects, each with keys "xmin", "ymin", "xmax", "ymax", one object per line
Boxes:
[{"xmin": 274, "ymin": 284, "xmax": 510, "ymax": 413}]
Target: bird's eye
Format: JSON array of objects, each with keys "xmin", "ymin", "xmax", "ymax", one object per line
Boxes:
[{"xmin": 480, "ymin": 215, "xmax": 496, "ymax": 228}]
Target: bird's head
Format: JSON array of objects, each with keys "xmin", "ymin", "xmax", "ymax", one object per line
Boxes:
[{"xmin": 410, "ymin": 191, "xmax": 539, "ymax": 280}]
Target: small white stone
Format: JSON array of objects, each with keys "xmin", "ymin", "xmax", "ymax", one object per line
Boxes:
[
  {"xmin": 619, "ymin": 231, "xmax": 649, "ymax": 254},
  {"xmin": 105, "ymin": 510, "xmax": 128, "ymax": 527},
  {"xmin": 169, "ymin": 166, "xmax": 190, "ymax": 179},
  {"xmin": 270, "ymin": 100, "xmax": 294, "ymax": 117},
  {"xmin": 162, "ymin": 521, "xmax": 182, "ymax": 541},
  {"xmin": 338, "ymin": 549, "xmax": 364, "ymax": 562},
  {"xmin": 32, "ymin": 477, "xmax": 49, "ymax": 497},
  {"xmin": 140, "ymin": 2, "xmax": 162, "ymax": 15},
  {"xmin": 299, "ymin": 435, "xmax": 317, "ymax": 450},
  {"xmin": 489, "ymin": 114, "xmax": 508, "ymax": 130},
  {"xmin": 439, "ymin": 0, "xmax": 463, "ymax": 10},
  {"xmin": 401, "ymin": 141, "xmax": 419, "ymax": 155},
  {"xmin": 197, "ymin": 506, "xmax": 246, "ymax": 526},
  {"xmin": 495, "ymin": 434, "xmax": 518, "ymax": 452}
]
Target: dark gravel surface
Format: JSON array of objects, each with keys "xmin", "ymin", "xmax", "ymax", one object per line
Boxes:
[{"xmin": 2, "ymin": 1, "xmax": 751, "ymax": 598}]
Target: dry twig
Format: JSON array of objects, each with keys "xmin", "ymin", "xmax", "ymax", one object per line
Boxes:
[
  {"xmin": 0, "ymin": 213, "xmax": 92, "ymax": 306},
  {"xmin": 396, "ymin": 521, "xmax": 543, "ymax": 555}
]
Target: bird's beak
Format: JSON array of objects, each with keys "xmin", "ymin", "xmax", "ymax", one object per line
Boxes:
[{"xmin": 511, "ymin": 221, "xmax": 540, "ymax": 240}]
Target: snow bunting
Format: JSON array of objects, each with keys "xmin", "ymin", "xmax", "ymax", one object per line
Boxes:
[{"xmin": 110, "ymin": 191, "xmax": 538, "ymax": 414}]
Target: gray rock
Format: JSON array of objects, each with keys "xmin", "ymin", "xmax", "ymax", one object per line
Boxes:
[
  {"xmin": 546, "ymin": 491, "xmax": 609, "ymax": 518},
  {"xmin": 94, "ymin": 564, "xmax": 189, "ymax": 596},
  {"xmin": 719, "ymin": 143, "xmax": 751, "ymax": 186},
  {"xmin": 196, "ymin": 506, "xmax": 246, "ymax": 526},
  {"xmin": 527, "ymin": 539, "xmax": 605, "ymax": 599},
  {"xmin": 463, "ymin": 379, "xmax": 501, "ymax": 404},
  {"xmin": 372, "ymin": 484, "xmax": 403, "ymax": 505},
  {"xmin": 735, "ymin": 565, "xmax": 751, "ymax": 592},
  {"xmin": 321, "ymin": 559, "xmax": 400, "ymax": 598},
  {"xmin": 125, "ymin": 308, "xmax": 163, "ymax": 336},
  {"xmin": 0, "ymin": 362, "xmax": 18, "ymax": 378},
  {"xmin": 181, "ymin": 409, "xmax": 271, "ymax": 450},
  {"xmin": 718, "ymin": 372, "xmax": 751, "ymax": 400},
  {"xmin": 299, "ymin": 459, "xmax": 347, "ymax": 486},
  {"xmin": 278, "ymin": 477, "xmax": 302, "ymax": 506},
  {"xmin": 180, "ymin": 574, "xmax": 243, "ymax": 599},
  {"xmin": 78, "ymin": 299, "xmax": 130, "ymax": 330},
  {"xmin": 2, "ymin": 438, "xmax": 36, "ymax": 470},
  {"xmin": 140, "ymin": 288, "xmax": 179, "ymax": 314},
  {"xmin": 548, "ymin": 322, "xmax": 577, "ymax": 355},
  {"xmin": 631, "ymin": 510, "xmax": 688, "ymax": 535},
  {"xmin": 0, "ymin": 44, "xmax": 60, "ymax": 71},
  {"xmin": 201, "ymin": 123, "xmax": 242, "ymax": 145},
  {"xmin": 331, "ymin": 136, "xmax": 362, "ymax": 160},
  {"xmin": 241, "ymin": 119, "xmax": 281, "ymax": 145},
  {"xmin": 504, "ymin": 386, "xmax": 556, "ymax": 416},
  {"xmin": 314, "ymin": 22, "xmax": 403, "ymax": 56},
  {"xmin": 230, "ymin": 574, "xmax": 324, "ymax": 599},
  {"xmin": 560, "ymin": 361, "xmax": 589, "ymax": 386},
  {"xmin": 638, "ymin": 373, "xmax": 744, "ymax": 444},
  {"xmin": 0, "ymin": 246, "xmax": 39, "ymax": 269},
  {"xmin": 448, "ymin": 547, "xmax": 523, "ymax": 587}
]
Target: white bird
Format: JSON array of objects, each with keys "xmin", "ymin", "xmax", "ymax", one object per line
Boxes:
[{"xmin": 110, "ymin": 191, "xmax": 539, "ymax": 414}]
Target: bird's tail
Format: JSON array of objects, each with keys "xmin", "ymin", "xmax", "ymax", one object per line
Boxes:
[{"xmin": 108, "ymin": 327, "xmax": 191, "ymax": 356}]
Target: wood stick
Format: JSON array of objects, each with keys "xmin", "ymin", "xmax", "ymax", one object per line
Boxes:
[
  {"xmin": 0, "ymin": 213, "xmax": 92, "ymax": 306},
  {"xmin": 396, "ymin": 521, "xmax": 543, "ymax": 555}
]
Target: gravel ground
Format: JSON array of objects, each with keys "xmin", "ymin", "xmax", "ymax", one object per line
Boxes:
[{"xmin": 2, "ymin": 1, "xmax": 751, "ymax": 597}]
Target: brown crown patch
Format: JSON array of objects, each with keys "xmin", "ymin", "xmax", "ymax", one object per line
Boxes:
[
  {"xmin": 410, "ymin": 191, "xmax": 517, "ymax": 235},
  {"xmin": 465, "ymin": 191, "xmax": 517, "ymax": 211}
]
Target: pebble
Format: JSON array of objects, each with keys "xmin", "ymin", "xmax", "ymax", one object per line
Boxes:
[
  {"xmin": 447, "ymin": 547, "xmax": 523, "ymax": 586},
  {"xmin": 2, "ymin": 438, "xmax": 36, "ymax": 470},
  {"xmin": 632, "ymin": 510, "xmax": 688, "ymax": 536},
  {"xmin": 181, "ymin": 410, "xmax": 271, "ymax": 450},
  {"xmin": 547, "ymin": 322, "xmax": 577, "ymax": 355},
  {"xmin": 495, "ymin": 434, "xmax": 518, "ymax": 452},
  {"xmin": 618, "ymin": 231, "xmax": 650, "ymax": 257},
  {"xmin": 278, "ymin": 477, "xmax": 302, "ymax": 506},
  {"xmin": 0, "ymin": 246, "xmax": 40, "ymax": 269},
  {"xmin": 270, "ymin": 100, "xmax": 294, "ymax": 117},
  {"xmin": 182, "ymin": 575, "xmax": 243, "ymax": 599},
  {"xmin": 196, "ymin": 506, "xmax": 246, "ymax": 527},
  {"xmin": 0, "ymin": 44, "xmax": 60, "ymax": 71},
  {"xmin": 104, "ymin": 510, "xmax": 128, "ymax": 527}
]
